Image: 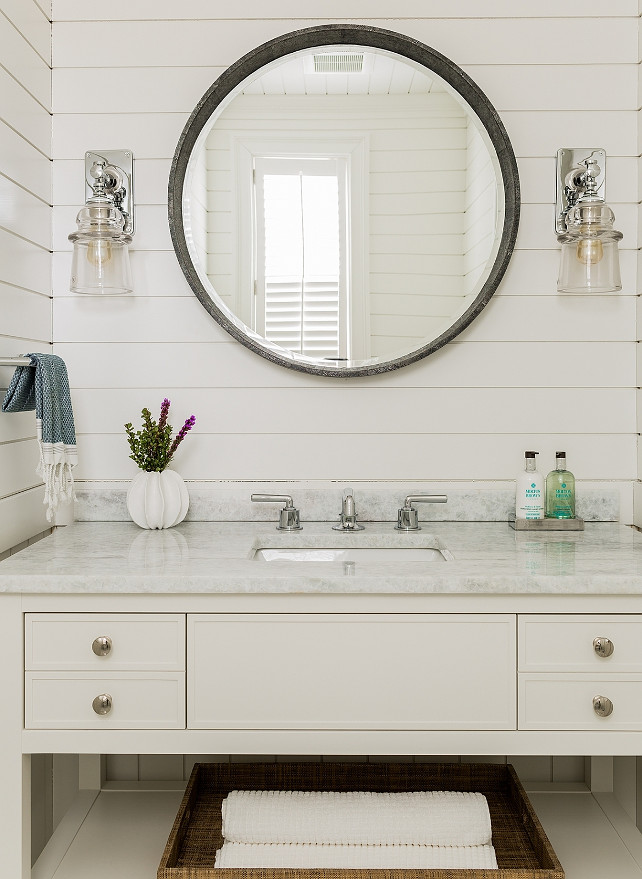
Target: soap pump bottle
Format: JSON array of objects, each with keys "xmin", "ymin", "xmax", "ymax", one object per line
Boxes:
[
  {"xmin": 545, "ymin": 451, "xmax": 575, "ymax": 519},
  {"xmin": 515, "ymin": 451, "xmax": 545, "ymax": 520}
]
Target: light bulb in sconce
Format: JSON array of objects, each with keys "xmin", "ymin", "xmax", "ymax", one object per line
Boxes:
[
  {"xmin": 68, "ymin": 150, "xmax": 134, "ymax": 295},
  {"xmin": 555, "ymin": 148, "xmax": 622, "ymax": 294},
  {"xmin": 575, "ymin": 235, "xmax": 603, "ymax": 266},
  {"xmin": 86, "ymin": 238, "xmax": 113, "ymax": 268}
]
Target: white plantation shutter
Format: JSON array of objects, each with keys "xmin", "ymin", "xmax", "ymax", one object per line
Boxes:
[{"xmin": 254, "ymin": 157, "xmax": 349, "ymax": 360}]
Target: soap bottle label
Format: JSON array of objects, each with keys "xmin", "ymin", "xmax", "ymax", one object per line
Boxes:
[
  {"xmin": 515, "ymin": 451, "xmax": 545, "ymax": 520},
  {"xmin": 545, "ymin": 453, "xmax": 576, "ymax": 519},
  {"xmin": 524, "ymin": 483, "xmax": 542, "ymax": 518}
]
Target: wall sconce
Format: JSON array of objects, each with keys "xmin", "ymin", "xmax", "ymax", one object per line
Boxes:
[
  {"xmin": 68, "ymin": 150, "xmax": 134, "ymax": 295},
  {"xmin": 555, "ymin": 148, "xmax": 622, "ymax": 293}
]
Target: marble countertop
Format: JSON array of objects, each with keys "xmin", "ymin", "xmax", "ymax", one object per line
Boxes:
[{"xmin": 1, "ymin": 520, "xmax": 642, "ymax": 594}]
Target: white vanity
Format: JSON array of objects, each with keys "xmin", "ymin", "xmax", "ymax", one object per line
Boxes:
[{"xmin": 4, "ymin": 520, "xmax": 642, "ymax": 878}]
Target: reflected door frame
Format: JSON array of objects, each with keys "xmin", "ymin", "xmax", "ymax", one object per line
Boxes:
[{"xmin": 234, "ymin": 135, "xmax": 370, "ymax": 360}]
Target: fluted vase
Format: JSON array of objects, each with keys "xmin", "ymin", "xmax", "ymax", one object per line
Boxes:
[{"xmin": 126, "ymin": 469, "xmax": 189, "ymax": 529}]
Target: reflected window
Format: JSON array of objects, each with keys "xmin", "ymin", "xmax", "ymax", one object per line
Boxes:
[{"xmin": 254, "ymin": 156, "xmax": 350, "ymax": 360}]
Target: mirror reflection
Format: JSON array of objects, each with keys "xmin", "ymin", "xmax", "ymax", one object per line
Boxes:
[{"xmin": 174, "ymin": 30, "xmax": 517, "ymax": 374}]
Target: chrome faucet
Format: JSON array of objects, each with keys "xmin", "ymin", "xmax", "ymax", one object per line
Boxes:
[
  {"xmin": 251, "ymin": 494, "xmax": 302, "ymax": 531},
  {"xmin": 395, "ymin": 493, "xmax": 448, "ymax": 531},
  {"xmin": 332, "ymin": 487, "xmax": 365, "ymax": 531}
]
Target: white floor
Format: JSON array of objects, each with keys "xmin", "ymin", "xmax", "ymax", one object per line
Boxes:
[
  {"xmin": 529, "ymin": 791, "xmax": 642, "ymax": 878},
  {"xmin": 35, "ymin": 790, "xmax": 183, "ymax": 879}
]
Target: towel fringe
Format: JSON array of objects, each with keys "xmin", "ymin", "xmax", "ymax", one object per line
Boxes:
[{"xmin": 37, "ymin": 453, "xmax": 77, "ymax": 523}]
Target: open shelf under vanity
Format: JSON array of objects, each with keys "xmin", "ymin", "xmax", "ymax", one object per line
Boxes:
[{"xmin": 31, "ymin": 782, "xmax": 642, "ymax": 879}]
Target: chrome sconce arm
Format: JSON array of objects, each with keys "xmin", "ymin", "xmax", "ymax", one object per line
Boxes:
[
  {"xmin": 555, "ymin": 148, "xmax": 606, "ymax": 235},
  {"xmin": 85, "ymin": 152, "xmax": 134, "ymax": 235},
  {"xmin": 555, "ymin": 147, "xmax": 622, "ymax": 294}
]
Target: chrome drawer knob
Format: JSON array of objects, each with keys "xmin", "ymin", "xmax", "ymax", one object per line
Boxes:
[
  {"xmin": 593, "ymin": 637, "xmax": 614, "ymax": 658},
  {"xmin": 92, "ymin": 636, "xmax": 112, "ymax": 657},
  {"xmin": 92, "ymin": 693, "xmax": 112, "ymax": 716},
  {"xmin": 593, "ymin": 695, "xmax": 613, "ymax": 717}
]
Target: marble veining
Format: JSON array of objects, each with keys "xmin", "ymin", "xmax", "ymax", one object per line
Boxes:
[
  {"xmin": 72, "ymin": 487, "xmax": 620, "ymax": 523},
  {"xmin": 1, "ymin": 520, "xmax": 642, "ymax": 595}
]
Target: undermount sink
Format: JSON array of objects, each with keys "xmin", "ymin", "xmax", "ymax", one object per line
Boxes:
[{"xmin": 253, "ymin": 547, "xmax": 449, "ymax": 562}]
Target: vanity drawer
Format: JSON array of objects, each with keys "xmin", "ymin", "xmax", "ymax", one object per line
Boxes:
[
  {"xmin": 188, "ymin": 613, "xmax": 516, "ymax": 730},
  {"xmin": 25, "ymin": 672, "xmax": 186, "ymax": 729},
  {"xmin": 519, "ymin": 614, "xmax": 642, "ymax": 672},
  {"xmin": 519, "ymin": 674, "xmax": 642, "ymax": 730},
  {"xmin": 25, "ymin": 613, "xmax": 185, "ymax": 671}
]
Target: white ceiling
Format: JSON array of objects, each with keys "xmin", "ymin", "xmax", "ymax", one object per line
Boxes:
[{"xmin": 242, "ymin": 52, "xmax": 445, "ymax": 97}]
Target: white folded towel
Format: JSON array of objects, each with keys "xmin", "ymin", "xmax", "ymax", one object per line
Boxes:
[
  {"xmin": 221, "ymin": 790, "xmax": 492, "ymax": 847},
  {"xmin": 214, "ymin": 842, "xmax": 498, "ymax": 869}
]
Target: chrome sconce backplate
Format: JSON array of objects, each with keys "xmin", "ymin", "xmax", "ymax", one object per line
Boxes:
[
  {"xmin": 84, "ymin": 149, "xmax": 134, "ymax": 235},
  {"xmin": 555, "ymin": 147, "xmax": 605, "ymax": 234}
]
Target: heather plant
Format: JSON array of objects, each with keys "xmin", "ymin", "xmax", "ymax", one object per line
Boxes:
[{"xmin": 125, "ymin": 398, "xmax": 196, "ymax": 472}]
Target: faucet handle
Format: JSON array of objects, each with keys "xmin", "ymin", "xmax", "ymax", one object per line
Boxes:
[
  {"xmin": 251, "ymin": 494, "xmax": 302, "ymax": 532},
  {"xmin": 395, "ymin": 493, "xmax": 448, "ymax": 531}
]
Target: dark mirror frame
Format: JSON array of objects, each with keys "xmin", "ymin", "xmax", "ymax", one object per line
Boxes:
[{"xmin": 168, "ymin": 24, "xmax": 520, "ymax": 378}]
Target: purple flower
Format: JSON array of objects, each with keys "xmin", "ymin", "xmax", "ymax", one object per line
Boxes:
[
  {"xmin": 169, "ymin": 414, "xmax": 196, "ymax": 457},
  {"xmin": 158, "ymin": 397, "xmax": 170, "ymax": 430}
]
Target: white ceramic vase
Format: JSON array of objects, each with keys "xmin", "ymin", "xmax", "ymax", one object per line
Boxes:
[{"xmin": 126, "ymin": 469, "xmax": 189, "ymax": 530}]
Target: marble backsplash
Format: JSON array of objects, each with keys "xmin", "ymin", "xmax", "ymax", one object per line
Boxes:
[{"xmin": 72, "ymin": 484, "xmax": 620, "ymax": 524}]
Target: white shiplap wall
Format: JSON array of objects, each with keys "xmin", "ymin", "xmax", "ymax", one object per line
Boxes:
[
  {"xmin": 50, "ymin": 3, "xmax": 640, "ymax": 523},
  {"xmin": 0, "ymin": 0, "xmax": 51, "ymax": 555},
  {"xmin": 0, "ymin": 0, "xmax": 53, "ymax": 861}
]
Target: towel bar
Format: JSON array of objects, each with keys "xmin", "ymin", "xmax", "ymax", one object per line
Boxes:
[{"xmin": 0, "ymin": 357, "xmax": 34, "ymax": 366}]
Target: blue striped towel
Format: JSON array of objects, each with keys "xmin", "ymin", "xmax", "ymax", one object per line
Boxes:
[{"xmin": 2, "ymin": 353, "xmax": 77, "ymax": 521}]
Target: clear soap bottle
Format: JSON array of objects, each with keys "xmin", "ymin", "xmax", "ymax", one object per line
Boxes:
[
  {"xmin": 515, "ymin": 451, "xmax": 545, "ymax": 519},
  {"xmin": 545, "ymin": 451, "xmax": 575, "ymax": 519}
]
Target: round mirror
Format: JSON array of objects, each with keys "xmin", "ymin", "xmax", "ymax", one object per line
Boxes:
[{"xmin": 169, "ymin": 25, "xmax": 519, "ymax": 377}]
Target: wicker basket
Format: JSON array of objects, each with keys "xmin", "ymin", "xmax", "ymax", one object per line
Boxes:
[{"xmin": 158, "ymin": 762, "xmax": 564, "ymax": 879}]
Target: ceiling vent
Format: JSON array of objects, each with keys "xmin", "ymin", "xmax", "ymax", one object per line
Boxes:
[{"xmin": 312, "ymin": 53, "xmax": 365, "ymax": 74}]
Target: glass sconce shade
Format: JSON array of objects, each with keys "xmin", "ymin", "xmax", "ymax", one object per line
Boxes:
[
  {"xmin": 557, "ymin": 199, "xmax": 622, "ymax": 294},
  {"xmin": 69, "ymin": 199, "xmax": 133, "ymax": 295}
]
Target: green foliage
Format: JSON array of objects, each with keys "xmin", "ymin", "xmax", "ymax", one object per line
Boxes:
[{"xmin": 124, "ymin": 407, "xmax": 174, "ymax": 472}]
